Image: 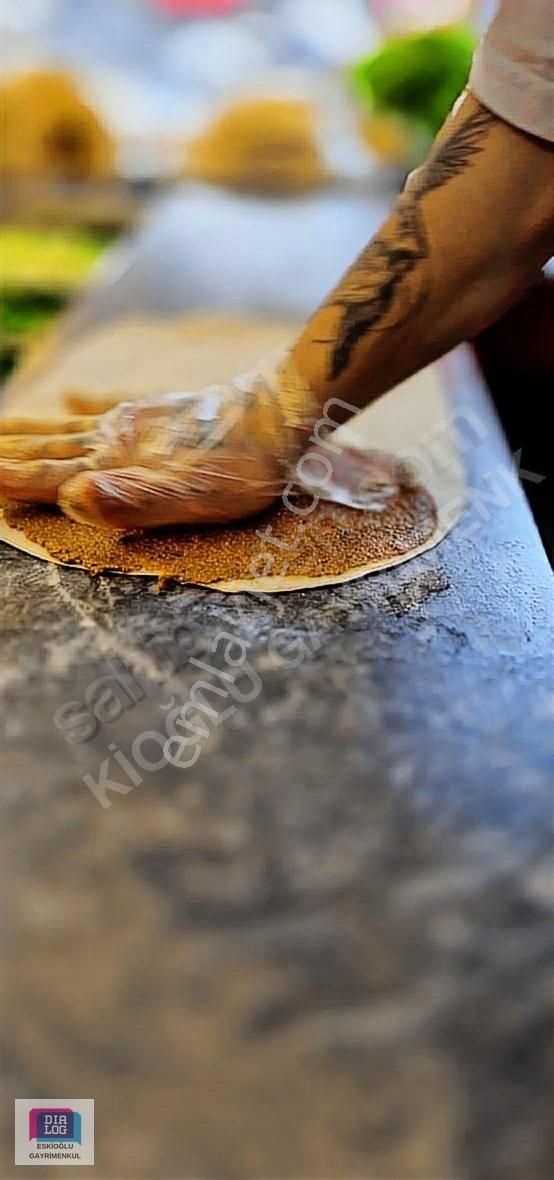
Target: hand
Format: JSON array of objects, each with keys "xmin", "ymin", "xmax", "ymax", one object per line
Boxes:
[{"xmin": 0, "ymin": 356, "xmax": 317, "ymax": 530}]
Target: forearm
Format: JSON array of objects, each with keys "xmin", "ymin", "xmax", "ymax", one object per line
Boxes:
[{"xmin": 291, "ymin": 93, "xmax": 554, "ymax": 414}]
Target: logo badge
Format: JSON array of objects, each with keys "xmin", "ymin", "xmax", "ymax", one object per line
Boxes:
[{"xmin": 15, "ymin": 1100, "xmax": 94, "ymax": 1166}]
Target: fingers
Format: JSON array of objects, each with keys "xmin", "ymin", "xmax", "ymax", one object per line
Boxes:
[
  {"xmin": 0, "ymin": 458, "xmax": 92, "ymax": 502},
  {"xmin": 0, "ymin": 416, "xmax": 97, "ymax": 435},
  {"xmin": 64, "ymin": 390, "xmax": 125, "ymax": 415},
  {"xmin": 59, "ymin": 459, "xmax": 281, "ymax": 530},
  {"xmin": 0, "ymin": 432, "xmax": 95, "ymax": 460},
  {"xmin": 0, "ymin": 416, "xmax": 98, "ymax": 497}
]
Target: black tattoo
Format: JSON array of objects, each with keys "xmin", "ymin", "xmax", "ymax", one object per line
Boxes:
[{"xmin": 329, "ymin": 106, "xmax": 496, "ymax": 379}]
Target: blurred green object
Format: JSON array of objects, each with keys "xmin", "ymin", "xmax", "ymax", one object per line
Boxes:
[
  {"xmin": 1, "ymin": 289, "xmax": 67, "ymax": 340},
  {"xmin": 0, "ymin": 290, "xmax": 69, "ymax": 380},
  {"xmin": 349, "ymin": 25, "xmax": 477, "ymax": 139}
]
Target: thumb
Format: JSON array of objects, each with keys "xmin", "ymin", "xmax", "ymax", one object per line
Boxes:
[{"xmin": 59, "ymin": 456, "xmax": 283, "ymax": 530}]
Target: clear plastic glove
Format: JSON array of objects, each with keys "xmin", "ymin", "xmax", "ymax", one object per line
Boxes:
[{"xmin": 0, "ymin": 354, "xmax": 318, "ymax": 530}]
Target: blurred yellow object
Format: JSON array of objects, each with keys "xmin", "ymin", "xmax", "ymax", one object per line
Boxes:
[
  {"xmin": 1, "ymin": 226, "xmax": 106, "ymax": 290},
  {"xmin": 0, "ymin": 70, "xmax": 114, "ymax": 182},
  {"xmin": 185, "ymin": 98, "xmax": 329, "ymax": 193},
  {"xmin": 359, "ymin": 111, "xmax": 417, "ymax": 166}
]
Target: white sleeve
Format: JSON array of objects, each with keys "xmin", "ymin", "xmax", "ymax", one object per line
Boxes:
[{"xmin": 469, "ymin": 0, "xmax": 554, "ymax": 142}]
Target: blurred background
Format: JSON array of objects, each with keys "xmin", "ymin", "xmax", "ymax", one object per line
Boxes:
[{"xmin": 0, "ymin": 0, "xmax": 498, "ymax": 381}]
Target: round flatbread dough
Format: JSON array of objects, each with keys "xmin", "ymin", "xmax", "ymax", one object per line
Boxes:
[{"xmin": 1, "ymin": 477, "xmax": 437, "ymax": 593}]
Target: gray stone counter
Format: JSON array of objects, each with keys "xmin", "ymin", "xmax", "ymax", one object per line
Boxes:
[
  {"xmin": 1, "ymin": 348, "xmax": 553, "ymax": 1180},
  {"xmin": 1, "ymin": 188, "xmax": 553, "ymax": 1178}
]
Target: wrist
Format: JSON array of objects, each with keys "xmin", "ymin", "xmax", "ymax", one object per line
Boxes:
[{"xmin": 274, "ymin": 353, "xmax": 323, "ymax": 459}]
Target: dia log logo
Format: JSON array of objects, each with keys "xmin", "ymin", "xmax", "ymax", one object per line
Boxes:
[
  {"xmin": 29, "ymin": 1107, "xmax": 81, "ymax": 1143},
  {"xmin": 14, "ymin": 1099, "xmax": 94, "ymax": 1165}
]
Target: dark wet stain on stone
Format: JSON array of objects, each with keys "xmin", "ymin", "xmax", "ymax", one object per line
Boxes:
[{"xmin": 385, "ymin": 569, "xmax": 451, "ymax": 616}]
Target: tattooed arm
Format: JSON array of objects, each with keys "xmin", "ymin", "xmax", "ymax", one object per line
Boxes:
[
  {"xmin": 291, "ymin": 92, "xmax": 554, "ymax": 414},
  {"xmin": 1, "ymin": 94, "xmax": 553, "ymax": 530}
]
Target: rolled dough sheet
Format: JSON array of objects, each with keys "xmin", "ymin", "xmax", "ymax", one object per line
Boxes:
[
  {"xmin": 0, "ymin": 315, "xmax": 464, "ymax": 593},
  {"xmin": 2, "ymin": 314, "xmax": 299, "ymax": 418}
]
